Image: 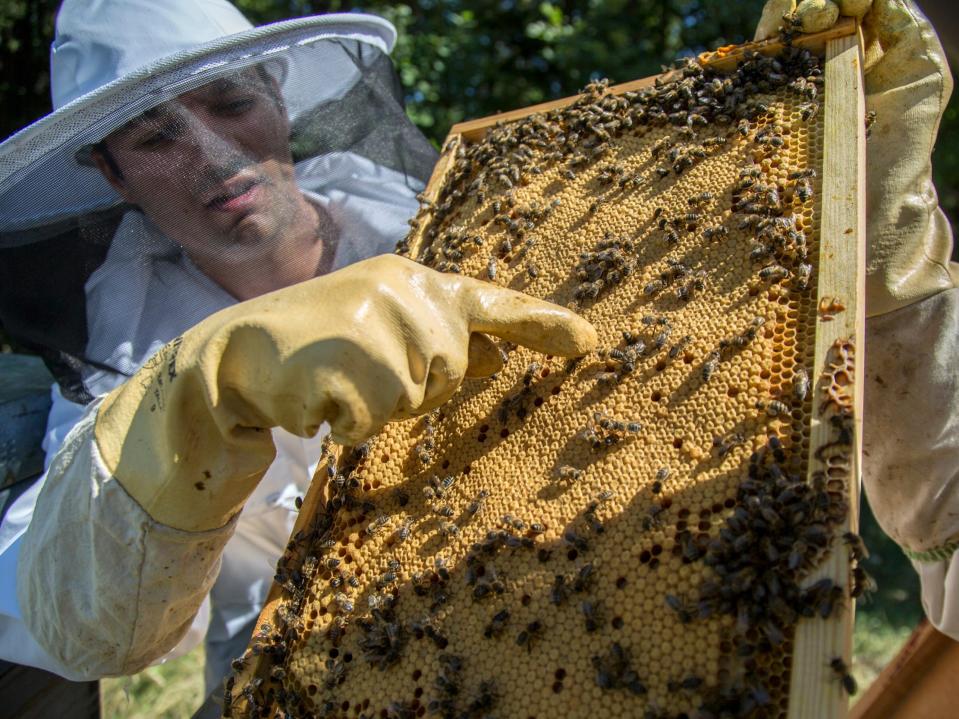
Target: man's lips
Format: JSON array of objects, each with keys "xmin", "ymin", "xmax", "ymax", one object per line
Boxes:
[{"xmin": 204, "ymin": 178, "xmax": 262, "ymax": 212}]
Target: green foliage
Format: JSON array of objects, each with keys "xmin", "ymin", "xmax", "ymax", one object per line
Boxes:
[
  {"xmin": 237, "ymin": 1, "xmax": 758, "ymax": 145},
  {"xmin": 934, "ymin": 100, "xmax": 959, "ymax": 233},
  {"xmin": 0, "ymin": 0, "xmax": 55, "ymax": 138}
]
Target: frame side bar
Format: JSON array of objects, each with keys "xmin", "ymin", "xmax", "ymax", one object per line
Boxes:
[{"xmin": 787, "ymin": 28, "xmax": 866, "ymax": 719}]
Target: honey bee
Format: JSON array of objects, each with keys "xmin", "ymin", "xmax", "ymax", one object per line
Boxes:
[
  {"xmin": 759, "ymin": 264, "xmax": 790, "ymax": 282},
  {"xmin": 581, "ymin": 600, "xmax": 603, "ymax": 632},
  {"xmin": 702, "ymin": 224, "xmax": 728, "ymax": 240},
  {"xmin": 365, "ymin": 514, "xmax": 389, "ymax": 535},
  {"xmin": 829, "ymin": 657, "xmax": 857, "ymax": 695},
  {"xmin": 765, "ymin": 400, "xmax": 790, "ymax": 417},
  {"xmin": 333, "ymin": 592, "xmax": 354, "ymax": 613},
  {"xmin": 467, "ymin": 489, "xmax": 490, "ymax": 516},
  {"xmin": 713, "ymin": 431, "xmax": 745, "ymax": 458},
  {"xmin": 793, "ymin": 366, "xmax": 810, "ymax": 401},
  {"xmin": 668, "ymin": 335, "xmax": 692, "ymax": 359},
  {"xmin": 516, "ymin": 620, "xmax": 544, "ymax": 652},
  {"xmin": 800, "ymin": 102, "xmax": 819, "ymax": 121},
  {"xmin": 843, "ymin": 531, "xmax": 870, "ymax": 562},
  {"xmin": 702, "ymin": 350, "xmax": 720, "ymax": 383},
  {"xmin": 794, "ymin": 262, "xmax": 813, "ymax": 291},
  {"xmin": 651, "ymin": 137, "xmax": 671, "ymax": 158},
  {"xmin": 749, "ymin": 243, "xmax": 772, "ymax": 262},
  {"xmin": 665, "ymin": 594, "xmax": 694, "ymax": 624},
  {"xmin": 484, "ymin": 609, "xmax": 511, "ymax": 638},
  {"xmin": 438, "ymin": 521, "xmax": 460, "ymax": 539},
  {"xmin": 644, "ymin": 278, "xmax": 665, "ymax": 296},
  {"xmin": 557, "ymin": 465, "xmax": 584, "ymax": 482},
  {"xmin": 865, "ymin": 109, "xmax": 878, "ymax": 138}
]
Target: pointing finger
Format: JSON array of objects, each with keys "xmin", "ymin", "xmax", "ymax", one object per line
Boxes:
[{"xmin": 459, "ymin": 280, "xmax": 598, "ymax": 358}]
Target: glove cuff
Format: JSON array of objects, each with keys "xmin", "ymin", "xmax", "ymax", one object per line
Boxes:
[
  {"xmin": 903, "ymin": 540, "xmax": 959, "ymax": 563},
  {"xmin": 95, "ymin": 327, "xmax": 279, "ymax": 532}
]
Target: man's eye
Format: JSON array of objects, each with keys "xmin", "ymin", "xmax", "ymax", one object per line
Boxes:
[
  {"xmin": 217, "ymin": 98, "xmax": 255, "ymax": 115},
  {"xmin": 138, "ymin": 126, "xmax": 178, "ymax": 148}
]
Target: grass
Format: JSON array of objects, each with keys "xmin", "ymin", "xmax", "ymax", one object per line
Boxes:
[
  {"xmin": 100, "ymin": 645, "xmax": 206, "ymax": 718},
  {"xmin": 99, "ymin": 498, "xmax": 924, "ymax": 717},
  {"xmin": 850, "ymin": 612, "xmax": 915, "ymax": 701}
]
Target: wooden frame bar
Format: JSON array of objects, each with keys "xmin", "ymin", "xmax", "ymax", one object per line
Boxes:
[
  {"xmin": 449, "ymin": 18, "xmax": 856, "ymax": 143},
  {"xmin": 850, "ymin": 620, "xmax": 959, "ymax": 719},
  {"xmin": 787, "ymin": 27, "xmax": 866, "ymax": 719}
]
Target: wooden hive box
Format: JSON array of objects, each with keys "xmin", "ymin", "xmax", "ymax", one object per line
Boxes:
[{"xmin": 228, "ymin": 19, "xmax": 866, "ymax": 719}]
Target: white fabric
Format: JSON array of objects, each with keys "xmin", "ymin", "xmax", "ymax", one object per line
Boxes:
[
  {"xmin": 0, "ymin": 151, "xmax": 418, "ymax": 677},
  {"xmin": 912, "ymin": 553, "xmax": 959, "ymax": 640},
  {"xmin": 862, "ymin": 288, "xmax": 959, "ymax": 554},
  {"xmin": 16, "ymin": 403, "xmax": 234, "ymax": 679},
  {"xmin": 862, "ymin": 287, "xmax": 959, "ymax": 640},
  {"xmin": 51, "ymin": 0, "xmax": 254, "ymax": 110}
]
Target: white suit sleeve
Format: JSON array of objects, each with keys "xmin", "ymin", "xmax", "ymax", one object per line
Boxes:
[
  {"xmin": 911, "ymin": 554, "xmax": 959, "ymax": 639},
  {"xmin": 15, "ymin": 398, "xmax": 237, "ymax": 680},
  {"xmin": 863, "ymin": 287, "xmax": 959, "ymax": 639}
]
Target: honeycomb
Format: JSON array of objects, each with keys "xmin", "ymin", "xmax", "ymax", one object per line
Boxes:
[{"xmin": 230, "ymin": 45, "xmax": 863, "ymax": 719}]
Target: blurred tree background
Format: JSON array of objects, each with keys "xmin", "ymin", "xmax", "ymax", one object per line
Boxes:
[
  {"xmin": 0, "ymin": 0, "xmax": 945, "ymax": 711},
  {"xmin": 2, "ymin": 0, "xmax": 958, "ymax": 225},
  {"xmin": 2, "ymin": 0, "xmax": 959, "ymax": 216}
]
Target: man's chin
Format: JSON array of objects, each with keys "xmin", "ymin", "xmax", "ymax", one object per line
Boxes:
[{"xmin": 230, "ymin": 210, "xmax": 285, "ymax": 247}]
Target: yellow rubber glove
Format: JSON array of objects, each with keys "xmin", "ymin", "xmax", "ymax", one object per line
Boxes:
[
  {"xmin": 756, "ymin": 0, "xmax": 959, "ymax": 316},
  {"xmin": 94, "ymin": 254, "xmax": 597, "ymax": 533}
]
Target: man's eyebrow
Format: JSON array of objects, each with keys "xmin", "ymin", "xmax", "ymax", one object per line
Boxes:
[
  {"xmin": 208, "ymin": 77, "xmax": 243, "ymax": 93},
  {"xmin": 111, "ymin": 105, "xmax": 173, "ymax": 140},
  {"xmin": 198, "ymin": 73, "xmax": 258, "ymax": 97}
]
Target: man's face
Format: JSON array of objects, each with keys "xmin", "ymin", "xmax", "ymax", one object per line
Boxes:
[{"xmin": 93, "ymin": 68, "xmax": 308, "ymax": 284}]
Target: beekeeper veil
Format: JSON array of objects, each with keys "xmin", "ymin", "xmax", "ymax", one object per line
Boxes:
[{"xmin": 0, "ymin": 0, "xmax": 436, "ymax": 403}]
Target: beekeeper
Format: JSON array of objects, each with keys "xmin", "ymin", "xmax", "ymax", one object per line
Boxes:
[
  {"xmin": 0, "ymin": 0, "xmax": 957, "ymax": 698},
  {"xmin": 0, "ymin": 0, "xmax": 597, "ymax": 691}
]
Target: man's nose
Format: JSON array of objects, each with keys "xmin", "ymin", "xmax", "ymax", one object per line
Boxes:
[{"xmin": 180, "ymin": 111, "xmax": 249, "ymax": 168}]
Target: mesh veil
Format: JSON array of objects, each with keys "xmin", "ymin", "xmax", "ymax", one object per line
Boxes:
[{"xmin": 0, "ymin": 34, "xmax": 436, "ymax": 404}]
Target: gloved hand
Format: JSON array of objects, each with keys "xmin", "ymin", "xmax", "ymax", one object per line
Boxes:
[
  {"xmin": 755, "ymin": 0, "xmax": 959, "ymax": 558},
  {"xmin": 756, "ymin": 0, "xmax": 958, "ymax": 315},
  {"xmin": 94, "ymin": 254, "xmax": 597, "ymax": 533}
]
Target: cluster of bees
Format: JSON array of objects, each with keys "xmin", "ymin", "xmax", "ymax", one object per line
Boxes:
[{"xmin": 227, "ymin": 40, "xmax": 867, "ymax": 719}]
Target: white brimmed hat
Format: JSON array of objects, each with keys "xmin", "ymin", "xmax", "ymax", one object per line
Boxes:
[
  {"xmin": 0, "ymin": 0, "xmax": 404, "ymax": 233},
  {"xmin": 0, "ymin": 0, "xmax": 436, "ymax": 404}
]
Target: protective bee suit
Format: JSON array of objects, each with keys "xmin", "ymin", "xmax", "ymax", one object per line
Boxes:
[{"xmin": 0, "ymin": 0, "xmax": 597, "ymax": 693}]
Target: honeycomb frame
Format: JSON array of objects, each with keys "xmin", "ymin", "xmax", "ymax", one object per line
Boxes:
[{"xmin": 228, "ymin": 20, "xmax": 865, "ymax": 719}]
